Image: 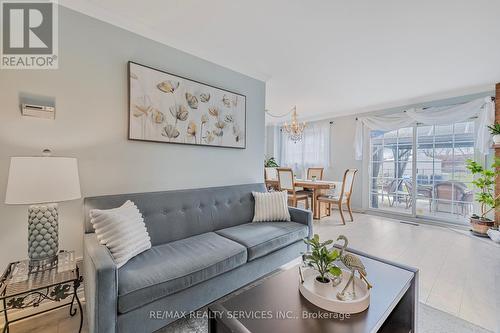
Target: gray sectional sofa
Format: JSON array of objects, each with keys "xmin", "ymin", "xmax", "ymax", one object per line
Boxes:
[{"xmin": 83, "ymin": 183, "xmax": 312, "ymax": 333}]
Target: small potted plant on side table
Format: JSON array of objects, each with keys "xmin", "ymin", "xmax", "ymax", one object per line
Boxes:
[
  {"xmin": 487, "ymin": 123, "xmax": 500, "ymax": 145},
  {"xmin": 466, "ymin": 158, "xmax": 500, "ymax": 236},
  {"xmin": 303, "ymin": 234, "xmax": 342, "ymax": 292}
]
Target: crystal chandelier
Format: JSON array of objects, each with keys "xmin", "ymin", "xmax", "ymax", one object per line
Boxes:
[{"xmin": 282, "ymin": 106, "xmax": 306, "ymax": 143}]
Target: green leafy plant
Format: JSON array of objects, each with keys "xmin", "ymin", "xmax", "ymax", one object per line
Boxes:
[
  {"xmin": 303, "ymin": 234, "xmax": 342, "ymax": 283},
  {"xmin": 264, "ymin": 157, "xmax": 279, "ymax": 168},
  {"xmin": 487, "ymin": 123, "xmax": 500, "ymax": 135},
  {"xmin": 466, "ymin": 158, "xmax": 500, "ymax": 220}
]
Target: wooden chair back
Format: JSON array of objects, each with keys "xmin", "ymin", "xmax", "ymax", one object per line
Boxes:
[
  {"xmin": 264, "ymin": 167, "xmax": 278, "ymax": 181},
  {"xmin": 277, "ymin": 168, "xmax": 295, "ymax": 193},
  {"xmin": 339, "ymin": 169, "xmax": 358, "ymax": 201},
  {"xmin": 307, "ymin": 167, "xmax": 324, "ymax": 180}
]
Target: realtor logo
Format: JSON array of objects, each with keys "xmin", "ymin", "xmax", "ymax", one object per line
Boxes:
[{"xmin": 1, "ymin": 0, "xmax": 58, "ymax": 69}]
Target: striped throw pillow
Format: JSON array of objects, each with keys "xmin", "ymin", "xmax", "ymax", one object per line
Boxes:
[
  {"xmin": 252, "ymin": 191, "xmax": 291, "ymax": 222},
  {"xmin": 89, "ymin": 200, "xmax": 151, "ymax": 268}
]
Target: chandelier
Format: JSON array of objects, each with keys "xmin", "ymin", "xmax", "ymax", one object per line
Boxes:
[
  {"xmin": 282, "ymin": 106, "xmax": 306, "ymax": 143},
  {"xmin": 265, "ymin": 106, "xmax": 306, "ymax": 143}
]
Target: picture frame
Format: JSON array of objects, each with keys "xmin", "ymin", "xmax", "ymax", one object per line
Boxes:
[{"xmin": 128, "ymin": 61, "xmax": 246, "ymax": 149}]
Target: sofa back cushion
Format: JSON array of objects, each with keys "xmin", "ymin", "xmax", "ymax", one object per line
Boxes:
[{"xmin": 84, "ymin": 183, "xmax": 266, "ymax": 245}]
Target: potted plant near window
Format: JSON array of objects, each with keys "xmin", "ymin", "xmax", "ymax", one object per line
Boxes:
[
  {"xmin": 465, "ymin": 158, "xmax": 500, "ymax": 235},
  {"xmin": 487, "ymin": 123, "xmax": 500, "ymax": 144},
  {"xmin": 303, "ymin": 234, "xmax": 342, "ymax": 291},
  {"xmin": 264, "ymin": 157, "xmax": 279, "ymax": 167}
]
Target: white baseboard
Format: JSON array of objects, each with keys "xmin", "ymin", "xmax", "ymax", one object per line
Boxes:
[{"xmin": 363, "ymin": 209, "xmax": 470, "ymax": 231}]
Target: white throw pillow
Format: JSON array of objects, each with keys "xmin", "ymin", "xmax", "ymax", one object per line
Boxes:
[
  {"xmin": 89, "ymin": 200, "xmax": 151, "ymax": 268},
  {"xmin": 252, "ymin": 191, "xmax": 291, "ymax": 222}
]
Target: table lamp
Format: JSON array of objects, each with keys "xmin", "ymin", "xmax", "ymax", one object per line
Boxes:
[{"xmin": 5, "ymin": 149, "xmax": 81, "ymax": 267}]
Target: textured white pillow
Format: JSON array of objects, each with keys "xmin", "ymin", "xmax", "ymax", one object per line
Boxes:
[
  {"xmin": 89, "ymin": 200, "xmax": 151, "ymax": 268},
  {"xmin": 252, "ymin": 191, "xmax": 291, "ymax": 222}
]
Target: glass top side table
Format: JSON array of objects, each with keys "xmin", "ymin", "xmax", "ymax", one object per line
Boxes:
[{"xmin": 0, "ymin": 251, "xmax": 83, "ymax": 333}]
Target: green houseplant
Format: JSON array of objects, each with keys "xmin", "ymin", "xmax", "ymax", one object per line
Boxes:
[
  {"xmin": 303, "ymin": 234, "xmax": 342, "ymax": 284},
  {"xmin": 487, "ymin": 123, "xmax": 500, "ymax": 144},
  {"xmin": 264, "ymin": 157, "xmax": 279, "ymax": 168},
  {"xmin": 465, "ymin": 158, "xmax": 500, "ymax": 234}
]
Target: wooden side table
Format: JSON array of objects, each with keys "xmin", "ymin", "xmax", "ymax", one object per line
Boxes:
[{"xmin": 0, "ymin": 251, "xmax": 83, "ymax": 333}]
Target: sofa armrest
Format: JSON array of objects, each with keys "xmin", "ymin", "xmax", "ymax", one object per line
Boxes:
[
  {"xmin": 83, "ymin": 233, "xmax": 118, "ymax": 333},
  {"xmin": 289, "ymin": 207, "xmax": 312, "ymax": 239}
]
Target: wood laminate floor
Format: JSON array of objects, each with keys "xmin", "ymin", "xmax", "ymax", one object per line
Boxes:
[{"xmin": 2, "ymin": 212, "xmax": 498, "ymax": 332}]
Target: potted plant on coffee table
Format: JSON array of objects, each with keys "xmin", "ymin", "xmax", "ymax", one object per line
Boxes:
[
  {"xmin": 466, "ymin": 158, "xmax": 500, "ymax": 236},
  {"xmin": 303, "ymin": 234, "xmax": 342, "ymax": 290}
]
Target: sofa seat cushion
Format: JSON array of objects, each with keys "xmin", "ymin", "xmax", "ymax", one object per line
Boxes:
[
  {"xmin": 215, "ymin": 222, "xmax": 308, "ymax": 261},
  {"xmin": 117, "ymin": 232, "xmax": 247, "ymax": 313}
]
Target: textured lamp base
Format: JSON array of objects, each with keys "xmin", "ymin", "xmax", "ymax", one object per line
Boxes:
[{"xmin": 28, "ymin": 203, "xmax": 59, "ymax": 266}]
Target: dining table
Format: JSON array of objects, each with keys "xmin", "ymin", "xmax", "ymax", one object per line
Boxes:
[{"xmin": 265, "ymin": 179, "xmax": 340, "ymax": 219}]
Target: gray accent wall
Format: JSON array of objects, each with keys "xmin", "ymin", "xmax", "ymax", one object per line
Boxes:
[{"xmin": 0, "ymin": 7, "xmax": 265, "ymax": 268}]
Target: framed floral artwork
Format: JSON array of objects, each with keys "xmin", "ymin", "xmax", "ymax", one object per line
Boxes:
[{"xmin": 128, "ymin": 61, "xmax": 246, "ymax": 149}]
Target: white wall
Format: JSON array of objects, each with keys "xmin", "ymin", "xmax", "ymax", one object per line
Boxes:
[
  {"xmin": 324, "ymin": 116, "xmax": 364, "ymax": 210},
  {"xmin": 264, "ymin": 125, "xmax": 279, "ymax": 160},
  {"xmin": 0, "ymin": 7, "xmax": 265, "ymax": 268}
]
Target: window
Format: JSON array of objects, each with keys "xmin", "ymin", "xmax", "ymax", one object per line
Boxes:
[
  {"xmin": 369, "ymin": 127, "xmax": 414, "ymax": 215},
  {"xmin": 279, "ymin": 121, "xmax": 330, "ymax": 177},
  {"xmin": 369, "ymin": 120, "xmax": 476, "ymax": 223},
  {"xmin": 415, "ymin": 121, "xmax": 475, "ymax": 220}
]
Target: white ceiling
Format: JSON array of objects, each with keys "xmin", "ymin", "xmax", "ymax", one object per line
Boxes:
[{"xmin": 61, "ymin": 0, "xmax": 500, "ymax": 123}]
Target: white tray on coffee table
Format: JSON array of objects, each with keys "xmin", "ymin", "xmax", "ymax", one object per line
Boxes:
[{"xmin": 299, "ymin": 267, "xmax": 370, "ymax": 314}]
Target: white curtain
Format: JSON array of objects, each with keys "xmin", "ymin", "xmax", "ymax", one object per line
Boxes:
[
  {"xmin": 280, "ymin": 121, "xmax": 330, "ymax": 177},
  {"xmin": 354, "ymin": 97, "xmax": 494, "ymax": 160}
]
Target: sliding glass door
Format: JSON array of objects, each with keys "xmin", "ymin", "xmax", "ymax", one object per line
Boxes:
[
  {"xmin": 369, "ymin": 120, "xmax": 476, "ymax": 224},
  {"xmin": 369, "ymin": 127, "xmax": 414, "ymax": 215},
  {"xmin": 415, "ymin": 121, "xmax": 475, "ymax": 222}
]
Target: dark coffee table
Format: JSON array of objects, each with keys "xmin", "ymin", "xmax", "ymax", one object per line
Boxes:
[{"xmin": 208, "ymin": 247, "xmax": 418, "ymax": 333}]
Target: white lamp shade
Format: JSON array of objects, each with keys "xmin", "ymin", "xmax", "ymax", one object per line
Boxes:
[{"xmin": 5, "ymin": 156, "xmax": 81, "ymax": 205}]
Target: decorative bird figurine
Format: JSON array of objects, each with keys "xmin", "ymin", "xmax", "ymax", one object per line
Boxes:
[{"xmin": 336, "ymin": 235, "xmax": 372, "ymax": 301}]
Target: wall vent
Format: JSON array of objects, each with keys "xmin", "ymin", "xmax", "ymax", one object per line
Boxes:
[
  {"xmin": 21, "ymin": 104, "xmax": 56, "ymax": 119},
  {"xmin": 399, "ymin": 220, "xmax": 419, "ymax": 226}
]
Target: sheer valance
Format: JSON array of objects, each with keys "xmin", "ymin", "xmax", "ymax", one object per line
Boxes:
[{"xmin": 354, "ymin": 97, "xmax": 494, "ymax": 160}]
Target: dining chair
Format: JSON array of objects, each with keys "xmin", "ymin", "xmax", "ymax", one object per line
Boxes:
[
  {"xmin": 264, "ymin": 167, "xmax": 278, "ymax": 181},
  {"xmin": 433, "ymin": 181, "xmax": 470, "ymax": 215},
  {"xmin": 264, "ymin": 167, "xmax": 278, "ymax": 191},
  {"xmin": 302, "ymin": 167, "xmax": 324, "ymax": 195},
  {"xmin": 317, "ymin": 169, "xmax": 358, "ymax": 224},
  {"xmin": 405, "ymin": 180, "xmax": 433, "ymax": 212},
  {"xmin": 277, "ymin": 168, "xmax": 310, "ymax": 209},
  {"xmin": 307, "ymin": 167, "xmax": 324, "ymax": 180}
]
